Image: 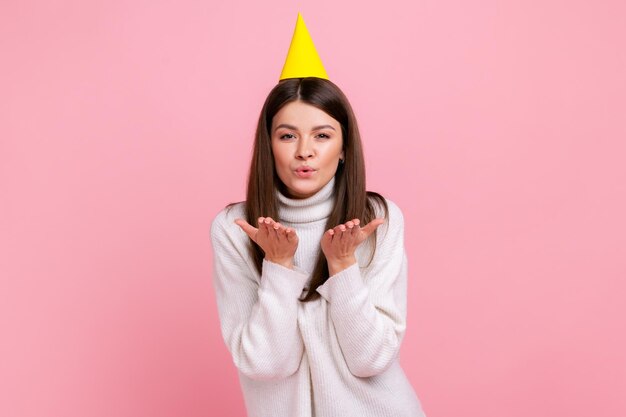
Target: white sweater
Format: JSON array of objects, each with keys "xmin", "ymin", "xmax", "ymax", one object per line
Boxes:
[{"xmin": 210, "ymin": 176, "xmax": 427, "ymax": 417}]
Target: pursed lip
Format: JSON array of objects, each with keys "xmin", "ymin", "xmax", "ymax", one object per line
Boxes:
[{"xmin": 294, "ymin": 166, "xmax": 317, "ymax": 172}]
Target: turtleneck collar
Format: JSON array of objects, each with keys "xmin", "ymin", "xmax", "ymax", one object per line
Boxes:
[{"xmin": 276, "ymin": 176, "xmax": 336, "ymax": 224}]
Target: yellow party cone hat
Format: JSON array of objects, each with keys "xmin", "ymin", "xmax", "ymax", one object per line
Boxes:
[{"xmin": 279, "ymin": 12, "xmax": 329, "ymax": 81}]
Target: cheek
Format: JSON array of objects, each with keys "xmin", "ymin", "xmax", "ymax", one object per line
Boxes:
[
  {"xmin": 321, "ymin": 143, "xmax": 342, "ymax": 163},
  {"xmin": 271, "ymin": 148, "xmax": 289, "ymax": 170}
]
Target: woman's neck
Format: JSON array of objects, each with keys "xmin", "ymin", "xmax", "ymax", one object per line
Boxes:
[{"xmin": 276, "ymin": 176, "xmax": 336, "ymax": 224}]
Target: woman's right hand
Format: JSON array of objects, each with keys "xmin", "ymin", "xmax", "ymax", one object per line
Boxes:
[{"xmin": 234, "ymin": 217, "xmax": 298, "ymax": 269}]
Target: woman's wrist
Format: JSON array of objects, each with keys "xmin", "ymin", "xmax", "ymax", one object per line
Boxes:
[
  {"xmin": 327, "ymin": 256, "xmax": 357, "ymax": 276},
  {"xmin": 265, "ymin": 257, "xmax": 294, "ymax": 270}
]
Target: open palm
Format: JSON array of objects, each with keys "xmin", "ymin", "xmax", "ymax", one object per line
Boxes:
[
  {"xmin": 235, "ymin": 217, "xmax": 298, "ymax": 266},
  {"xmin": 320, "ymin": 218, "xmax": 384, "ymax": 262}
]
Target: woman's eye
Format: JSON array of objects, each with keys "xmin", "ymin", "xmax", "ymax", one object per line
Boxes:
[{"xmin": 278, "ymin": 133, "xmax": 330, "ymax": 139}]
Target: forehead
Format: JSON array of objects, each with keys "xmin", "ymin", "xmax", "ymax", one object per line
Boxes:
[{"xmin": 272, "ymin": 101, "xmax": 339, "ymax": 129}]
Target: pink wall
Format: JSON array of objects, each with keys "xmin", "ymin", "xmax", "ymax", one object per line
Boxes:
[{"xmin": 1, "ymin": 1, "xmax": 625, "ymax": 416}]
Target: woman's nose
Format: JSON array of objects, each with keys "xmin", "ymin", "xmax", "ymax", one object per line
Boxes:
[{"xmin": 296, "ymin": 138, "xmax": 314, "ymax": 159}]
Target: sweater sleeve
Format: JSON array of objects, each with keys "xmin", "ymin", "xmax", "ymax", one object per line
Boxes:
[
  {"xmin": 316, "ymin": 200, "xmax": 410, "ymax": 378},
  {"xmin": 210, "ymin": 209, "xmax": 310, "ymax": 381}
]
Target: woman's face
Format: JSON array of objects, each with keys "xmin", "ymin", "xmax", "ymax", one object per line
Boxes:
[{"xmin": 271, "ymin": 100, "xmax": 344, "ymax": 199}]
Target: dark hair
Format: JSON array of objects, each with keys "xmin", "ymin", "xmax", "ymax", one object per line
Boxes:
[{"xmin": 227, "ymin": 77, "xmax": 388, "ymax": 302}]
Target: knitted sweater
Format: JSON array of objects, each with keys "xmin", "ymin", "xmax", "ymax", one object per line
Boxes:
[{"xmin": 210, "ymin": 176, "xmax": 427, "ymax": 417}]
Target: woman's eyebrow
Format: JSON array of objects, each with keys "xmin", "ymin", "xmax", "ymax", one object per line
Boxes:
[{"xmin": 274, "ymin": 124, "xmax": 336, "ymax": 132}]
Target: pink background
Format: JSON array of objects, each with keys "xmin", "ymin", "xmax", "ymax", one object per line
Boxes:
[{"xmin": 1, "ymin": 1, "xmax": 625, "ymax": 416}]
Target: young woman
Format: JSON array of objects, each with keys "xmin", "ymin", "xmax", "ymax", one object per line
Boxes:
[{"xmin": 210, "ymin": 77, "xmax": 427, "ymax": 417}]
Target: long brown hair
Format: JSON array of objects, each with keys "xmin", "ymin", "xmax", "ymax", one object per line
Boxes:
[{"xmin": 227, "ymin": 77, "xmax": 388, "ymax": 302}]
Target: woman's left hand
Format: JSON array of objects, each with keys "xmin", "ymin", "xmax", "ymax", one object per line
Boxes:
[{"xmin": 321, "ymin": 218, "xmax": 385, "ymax": 273}]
